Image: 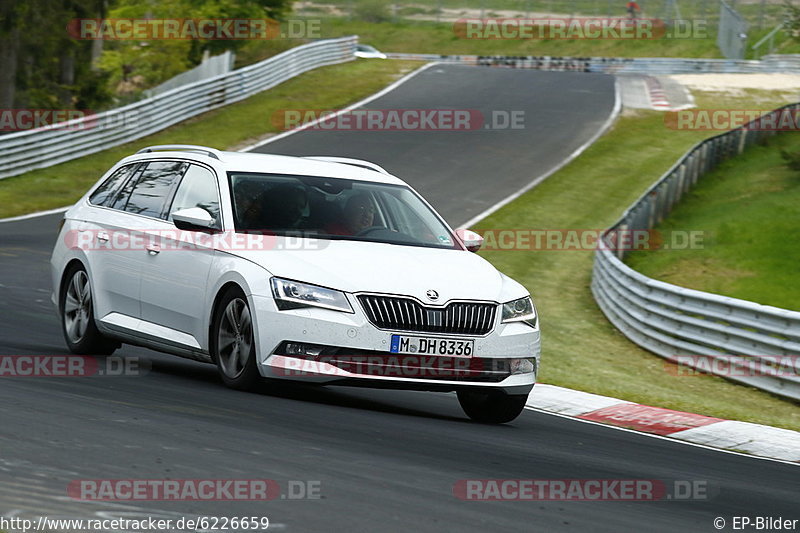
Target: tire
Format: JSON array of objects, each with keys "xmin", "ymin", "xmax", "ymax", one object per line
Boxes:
[
  {"xmin": 59, "ymin": 264, "xmax": 118, "ymax": 355},
  {"xmin": 211, "ymin": 287, "xmax": 261, "ymax": 391},
  {"xmin": 457, "ymin": 389, "xmax": 527, "ymax": 424}
]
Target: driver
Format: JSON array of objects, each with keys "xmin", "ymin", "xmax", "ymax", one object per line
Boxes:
[{"xmin": 326, "ymin": 193, "xmax": 375, "ymax": 235}]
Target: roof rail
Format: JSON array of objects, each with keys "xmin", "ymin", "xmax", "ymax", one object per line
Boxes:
[
  {"xmin": 136, "ymin": 145, "xmax": 222, "ymax": 160},
  {"xmin": 303, "ymin": 156, "xmax": 390, "ymax": 175}
]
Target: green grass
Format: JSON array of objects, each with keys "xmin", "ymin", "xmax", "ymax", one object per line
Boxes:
[
  {"xmin": 626, "ymin": 133, "xmax": 800, "ymax": 311},
  {"xmin": 320, "ymin": 0, "xmax": 785, "ymax": 26},
  {"xmin": 318, "ymin": 17, "xmax": 723, "ymax": 58},
  {"xmin": 476, "ymin": 92, "xmax": 800, "ymax": 431},
  {"xmin": 0, "ymin": 59, "xmax": 419, "ymax": 218}
]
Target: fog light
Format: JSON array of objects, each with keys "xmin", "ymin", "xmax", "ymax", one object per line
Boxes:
[
  {"xmin": 510, "ymin": 358, "xmax": 536, "ymax": 375},
  {"xmin": 285, "ymin": 342, "xmax": 324, "ymax": 357}
]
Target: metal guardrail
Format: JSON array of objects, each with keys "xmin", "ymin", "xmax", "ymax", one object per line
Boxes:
[
  {"xmin": 0, "ymin": 36, "xmax": 357, "ymax": 180},
  {"xmin": 591, "ymin": 103, "xmax": 800, "ymax": 401},
  {"xmin": 386, "ymin": 53, "xmax": 800, "ymax": 75}
]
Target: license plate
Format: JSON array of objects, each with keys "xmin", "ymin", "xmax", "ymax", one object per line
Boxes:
[{"xmin": 390, "ymin": 334, "xmax": 473, "ymax": 357}]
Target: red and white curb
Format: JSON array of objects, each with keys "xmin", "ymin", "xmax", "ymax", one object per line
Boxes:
[
  {"xmin": 645, "ymin": 76, "xmax": 672, "ymax": 110},
  {"xmin": 526, "ymin": 384, "xmax": 800, "ymax": 463}
]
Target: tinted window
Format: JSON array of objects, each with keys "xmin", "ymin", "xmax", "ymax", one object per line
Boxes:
[
  {"xmin": 116, "ymin": 161, "xmax": 188, "ymax": 219},
  {"xmin": 89, "ymin": 164, "xmax": 138, "ymax": 206},
  {"xmin": 228, "ymin": 173, "xmax": 456, "ymax": 249},
  {"xmin": 168, "ymin": 165, "xmax": 220, "ymax": 225}
]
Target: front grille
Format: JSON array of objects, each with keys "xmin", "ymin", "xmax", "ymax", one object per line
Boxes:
[{"xmin": 357, "ymin": 295, "xmax": 497, "ymax": 335}]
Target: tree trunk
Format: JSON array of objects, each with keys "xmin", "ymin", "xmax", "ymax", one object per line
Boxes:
[
  {"xmin": 59, "ymin": 47, "xmax": 75, "ymax": 107},
  {"xmin": 0, "ymin": 28, "xmax": 19, "ymax": 108}
]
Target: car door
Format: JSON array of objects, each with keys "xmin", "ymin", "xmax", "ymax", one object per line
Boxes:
[
  {"xmin": 138, "ymin": 163, "xmax": 221, "ymax": 351},
  {"xmin": 80, "ymin": 162, "xmax": 146, "ymax": 323},
  {"xmin": 96, "ymin": 160, "xmax": 190, "ymax": 335}
]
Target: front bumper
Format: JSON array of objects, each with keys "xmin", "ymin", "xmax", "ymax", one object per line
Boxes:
[{"xmin": 251, "ymin": 294, "xmax": 540, "ymax": 395}]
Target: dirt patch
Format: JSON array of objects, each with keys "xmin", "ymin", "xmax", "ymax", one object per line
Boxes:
[{"xmin": 670, "ymin": 74, "xmax": 800, "ymax": 92}]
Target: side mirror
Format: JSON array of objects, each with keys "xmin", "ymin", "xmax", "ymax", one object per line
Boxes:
[
  {"xmin": 172, "ymin": 207, "xmax": 217, "ymax": 232},
  {"xmin": 455, "ymin": 228, "xmax": 483, "ymax": 253}
]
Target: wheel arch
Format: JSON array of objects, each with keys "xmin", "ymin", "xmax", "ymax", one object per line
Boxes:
[
  {"xmin": 207, "ymin": 281, "xmax": 246, "ymax": 361},
  {"xmin": 58, "ymin": 258, "xmax": 88, "ymax": 314}
]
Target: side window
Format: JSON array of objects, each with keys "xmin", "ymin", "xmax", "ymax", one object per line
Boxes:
[
  {"xmin": 89, "ymin": 164, "xmax": 138, "ymax": 206},
  {"xmin": 168, "ymin": 165, "xmax": 220, "ymax": 226},
  {"xmin": 114, "ymin": 161, "xmax": 188, "ymax": 219}
]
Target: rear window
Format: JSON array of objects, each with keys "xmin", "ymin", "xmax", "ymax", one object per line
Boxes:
[
  {"xmin": 113, "ymin": 161, "xmax": 189, "ymax": 219},
  {"xmin": 89, "ymin": 164, "xmax": 138, "ymax": 207}
]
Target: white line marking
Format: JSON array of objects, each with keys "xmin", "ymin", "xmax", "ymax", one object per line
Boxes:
[
  {"xmin": 0, "ymin": 206, "xmax": 69, "ymax": 224},
  {"xmin": 458, "ymin": 75, "xmax": 623, "ymax": 228},
  {"xmin": 523, "ymin": 405, "xmax": 800, "ymax": 467}
]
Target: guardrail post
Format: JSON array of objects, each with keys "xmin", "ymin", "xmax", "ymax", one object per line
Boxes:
[{"xmin": 738, "ymin": 128, "xmax": 748, "ymax": 154}]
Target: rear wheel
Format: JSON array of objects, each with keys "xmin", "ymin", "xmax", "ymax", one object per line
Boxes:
[
  {"xmin": 457, "ymin": 389, "xmax": 527, "ymax": 424},
  {"xmin": 59, "ymin": 265, "xmax": 118, "ymax": 355},
  {"xmin": 211, "ymin": 287, "xmax": 261, "ymax": 391}
]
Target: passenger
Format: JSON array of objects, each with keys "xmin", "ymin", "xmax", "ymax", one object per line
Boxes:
[
  {"xmin": 258, "ymin": 184, "xmax": 308, "ymax": 230},
  {"xmin": 233, "ymin": 181, "xmax": 263, "ymax": 230},
  {"xmin": 326, "ymin": 193, "xmax": 376, "ymax": 235}
]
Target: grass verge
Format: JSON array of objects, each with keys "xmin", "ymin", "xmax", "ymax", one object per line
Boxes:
[
  {"xmin": 477, "ymin": 91, "xmax": 800, "ymax": 431},
  {"xmin": 626, "ymin": 132, "xmax": 800, "ymax": 311},
  {"xmin": 319, "ymin": 18, "xmax": 723, "ymax": 58},
  {"xmin": 0, "ymin": 59, "xmax": 418, "ymax": 218}
]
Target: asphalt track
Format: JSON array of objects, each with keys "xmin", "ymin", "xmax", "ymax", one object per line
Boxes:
[{"xmin": 0, "ymin": 65, "xmax": 797, "ymax": 533}]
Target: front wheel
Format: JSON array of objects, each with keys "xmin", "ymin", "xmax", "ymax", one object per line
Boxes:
[
  {"xmin": 211, "ymin": 287, "xmax": 261, "ymax": 391},
  {"xmin": 59, "ymin": 265, "xmax": 118, "ymax": 355},
  {"xmin": 457, "ymin": 390, "xmax": 528, "ymax": 424}
]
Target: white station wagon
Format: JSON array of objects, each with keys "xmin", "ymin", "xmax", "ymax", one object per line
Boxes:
[{"xmin": 51, "ymin": 145, "xmax": 541, "ymax": 423}]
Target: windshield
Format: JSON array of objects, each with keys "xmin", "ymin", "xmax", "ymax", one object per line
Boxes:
[{"xmin": 228, "ymin": 172, "xmax": 458, "ymax": 249}]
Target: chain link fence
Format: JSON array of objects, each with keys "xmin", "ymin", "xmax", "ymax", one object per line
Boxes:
[{"xmin": 718, "ymin": 0, "xmax": 749, "ymax": 59}]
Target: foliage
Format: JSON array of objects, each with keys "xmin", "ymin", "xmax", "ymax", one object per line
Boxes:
[
  {"xmin": 780, "ymin": 148, "xmax": 800, "ymax": 171},
  {"xmin": 353, "ymin": 0, "xmax": 391, "ymax": 23},
  {"xmin": 1, "ymin": 0, "xmax": 293, "ymax": 111}
]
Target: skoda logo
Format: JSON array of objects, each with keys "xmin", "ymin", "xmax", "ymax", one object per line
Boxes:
[{"xmin": 426, "ymin": 290, "xmax": 439, "ymax": 301}]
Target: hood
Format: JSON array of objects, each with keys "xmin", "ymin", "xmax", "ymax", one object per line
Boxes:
[{"xmin": 229, "ymin": 238, "xmax": 526, "ymax": 304}]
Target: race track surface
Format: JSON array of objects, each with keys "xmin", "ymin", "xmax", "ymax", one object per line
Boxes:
[{"xmin": 0, "ymin": 65, "xmax": 796, "ymax": 532}]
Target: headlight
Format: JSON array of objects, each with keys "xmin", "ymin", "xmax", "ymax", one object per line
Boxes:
[
  {"xmin": 270, "ymin": 278, "xmax": 353, "ymax": 313},
  {"xmin": 501, "ymin": 296, "xmax": 537, "ymax": 328}
]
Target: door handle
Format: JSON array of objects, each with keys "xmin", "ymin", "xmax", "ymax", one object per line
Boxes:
[
  {"xmin": 146, "ymin": 243, "xmax": 160, "ymax": 255},
  {"xmin": 96, "ymin": 231, "xmax": 109, "ymax": 243}
]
